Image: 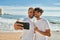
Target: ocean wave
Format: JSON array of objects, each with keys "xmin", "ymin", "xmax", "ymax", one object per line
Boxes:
[{"xmin": 0, "ymin": 14, "xmax": 60, "ymax": 31}]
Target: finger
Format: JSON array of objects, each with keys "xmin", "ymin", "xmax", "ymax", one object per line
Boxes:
[
  {"xmin": 15, "ymin": 23, "xmax": 23, "ymax": 26},
  {"xmin": 16, "ymin": 23, "xmax": 23, "ymax": 26},
  {"xmin": 19, "ymin": 24, "xmax": 23, "ymax": 26},
  {"xmin": 16, "ymin": 26, "xmax": 24, "ymax": 30}
]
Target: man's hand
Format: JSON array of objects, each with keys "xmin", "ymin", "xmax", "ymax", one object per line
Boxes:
[
  {"xmin": 14, "ymin": 22, "xmax": 24, "ymax": 30},
  {"xmin": 34, "ymin": 26, "xmax": 51, "ymax": 37},
  {"xmin": 34, "ymin": 27, "xmax": 51, "ymax": 37},
  {"xmin": 34, "ymin": 27, "xmax": 38, "ymax": 33}
]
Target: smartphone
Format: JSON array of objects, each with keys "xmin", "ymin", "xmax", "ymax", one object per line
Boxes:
[{"xmin": 16, "ymin": 22, "xmax": 30, "ymax": 30}]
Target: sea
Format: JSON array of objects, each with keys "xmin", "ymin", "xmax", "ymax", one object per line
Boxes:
[{"xmin": 0, "ymin": 14, "xmax": 60, "ymax": 32}]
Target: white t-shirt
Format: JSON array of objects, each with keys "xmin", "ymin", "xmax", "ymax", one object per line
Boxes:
[
  {"xmin": 34, "ymin": 18, "xmax": 50, "ymax": 40},
  {"xmin": 21, "ymin": 17, "xmax": 34, "ymax": 40}
]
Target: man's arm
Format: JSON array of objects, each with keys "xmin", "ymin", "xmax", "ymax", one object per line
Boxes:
[
  {"xmin": 34, "ymin": 27, "xmax": 51, "ymax": 37},
  {"xmin": 37, "ymin": 29, "xmax": 51, "ymax": 37}
]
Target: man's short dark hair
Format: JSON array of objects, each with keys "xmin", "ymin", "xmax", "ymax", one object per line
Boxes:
[
  {"xmin": 34, "ymin": 8, "xmax": 44, "ymax": 13},
  {"xmin": 28, "ymin": 7, "xmax": 33, "ymax": 11}
]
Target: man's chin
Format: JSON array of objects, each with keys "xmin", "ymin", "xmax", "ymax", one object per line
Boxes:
[
  {"xmin": 29, "ymin": 16, "xmax": 34, "ymax": 18},
  {"xmin": 35, "ymin": 16, "xmax": 39, "ymax": 18},
  {"xmin": 30, "ymin": 17, "xmax": 34, "ymax": 18}
]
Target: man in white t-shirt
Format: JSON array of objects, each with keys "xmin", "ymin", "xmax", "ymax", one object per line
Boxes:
[
  {"xmin": 34, "ymin": 8, "xmax": 51, "ymax": 40},
  {"xmin": 14, "ymin": 7, "xmax": 34, "ymax": 40}
]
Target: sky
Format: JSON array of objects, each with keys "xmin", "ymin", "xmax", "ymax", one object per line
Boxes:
[{"xmin": 0, "ymin": 0, "xmax": 60, "ymax": 16}]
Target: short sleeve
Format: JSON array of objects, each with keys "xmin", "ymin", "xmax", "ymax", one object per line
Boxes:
[{"xmin": 43, "ymin": 19, "xmax": 50, "ymax": 29}]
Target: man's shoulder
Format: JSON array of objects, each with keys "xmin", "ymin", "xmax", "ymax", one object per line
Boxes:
[
  {"xmin": 41, "ymin": 18, "xmax": 48, "ymax": 21},
  {"xmin": 24, "ymin": 17, "xmax": 29, "ymax": 21},
  {"xmin": 41, "ymin": 18, "xmax": 49, "ymax": 23}
]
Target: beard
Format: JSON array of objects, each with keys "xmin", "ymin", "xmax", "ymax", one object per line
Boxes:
[
  {"xmin": 35, "ymin": 16, "xmax": 39, "ymax": 18},
  {"xmin": 29, "ymin": 15, "xmax": 34, "ymax": 18}
]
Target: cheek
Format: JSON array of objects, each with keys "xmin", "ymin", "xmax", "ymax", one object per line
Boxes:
[
  {"xmin": 30, "ymin": 13, "xmax": 33, "ymax": 16},
  {"xmin": 29, "ymin": 13, "xmax": 34, "ymax": 16},
  {"xmin": 38, "ymin": 13, "xmax": 41, "ymax": 16},
  {"xmin": 34, "ymin": 14, "xmax": 38, "ymax": 16},
  {"xmin": 34, "ymin": 13, "xmax": 36, "ymax": 16},
  {"xmin": 37, "ymin": 13, "xmax": 39, "ymax": 16},
  {"xmin": 40, "ymin": 14, "xmax": 42, "ymax": 16},
  {"xmin": 34, "ymin": 13, "xmax": 37, "ymax": 15},
  {"xmin": 28, "ymin": 13, "xmax": 31, "ymax": 15}
]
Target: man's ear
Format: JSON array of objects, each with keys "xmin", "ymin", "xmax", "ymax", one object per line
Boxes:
[{"xmin": 39, "ymin": 12, "xmax": 42, "ymax": 15}]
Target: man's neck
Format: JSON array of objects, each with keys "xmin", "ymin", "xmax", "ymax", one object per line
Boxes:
[{"xmin": 36, "ymin": 17, "xmax": 41, "ymax": 20}]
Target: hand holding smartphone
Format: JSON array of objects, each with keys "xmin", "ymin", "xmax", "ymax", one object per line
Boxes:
[
  {"xmin": 16, "ymin": 22, "xmax": 30, "ymax": 30},
  {"xmin": 14, "ymin": 23, "xmax": 24, "ymax": 30}
]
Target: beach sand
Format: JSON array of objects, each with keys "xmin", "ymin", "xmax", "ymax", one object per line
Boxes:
[
  {"xmin": 0, "ymin": 32, "xmax": 23, "ymax": 40},
  {"xmin": 0, "ymin": 31, "xmax": 60, "ymax": 40},
  {"xmin": 49, "ymin": 31, "xmax": 60, "ymax": 40}
]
